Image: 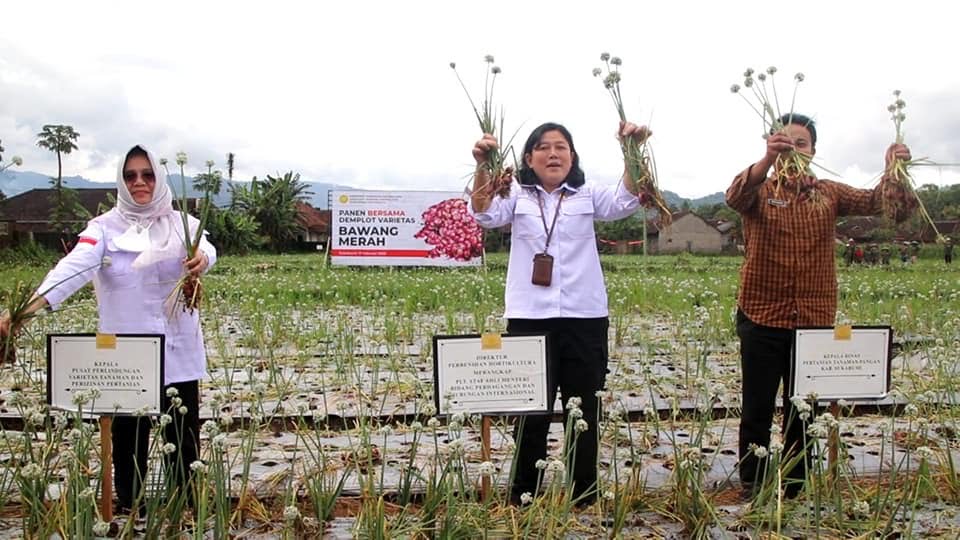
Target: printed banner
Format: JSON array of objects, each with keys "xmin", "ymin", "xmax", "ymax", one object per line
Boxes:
[
  {"xmin": 791, "ymin": 326, "xmax": 892, "ymax": 400},
  {"xmin": 433, "ymin": 334, "xmax": 550, "ymax": 416},
  {"xmin": 330, "ymin": 190, "xmax": 483, "ymax": 267},
  {"xmin": 48, "ymin": 334, "xmax": 164, "ymax": 415}
]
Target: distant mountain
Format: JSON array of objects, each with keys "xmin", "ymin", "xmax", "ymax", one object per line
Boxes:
[
  {"xmin": 0, "ymin": 170, "xmax": 350, "ymax": 209},
  {"xmin": 0, "ymin": 171, "xmax": 107, "ymax": 196},
  {"xmin": 1, "ymin": 170, "xmax": 725, "ymax": 210},
  {"xmin": 663, "ymin": 190, "xmax": 725, "ymax": 209}
]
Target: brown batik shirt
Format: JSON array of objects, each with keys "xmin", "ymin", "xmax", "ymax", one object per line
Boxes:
[{"xmin": 726, "ymin": 167, "xmax": 911, "ymax": 329}]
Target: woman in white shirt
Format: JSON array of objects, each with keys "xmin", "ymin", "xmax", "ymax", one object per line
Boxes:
[
  {"xmin": 1, "ymin": 145, "xmax": 215, "ymax": 514},
  {"xmin": 469, "ymin": 122, "xmax": 651, "ymax": 505}
]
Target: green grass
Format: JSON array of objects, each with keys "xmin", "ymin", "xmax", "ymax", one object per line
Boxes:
[{"xmin": 2, "ymin": 252, "xmax": 960, "ymax": 537}]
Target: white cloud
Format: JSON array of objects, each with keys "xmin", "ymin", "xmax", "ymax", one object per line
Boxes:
[{"xmin": 1, "ymin": 0, "xmax": 958, "ymax": 199}]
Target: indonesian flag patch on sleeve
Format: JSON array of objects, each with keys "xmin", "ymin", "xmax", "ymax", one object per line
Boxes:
[{"xmin": 77, "ymin": 236, "xmax": 98, "ymax": 246}]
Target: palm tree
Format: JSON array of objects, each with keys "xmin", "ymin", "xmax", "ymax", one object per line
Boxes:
[
  {"xmin": 233, "ymin": 171, "xmax": 312, "ymax": 251},
  {"xmin": 36, "ymin": 125, "xmax": 83, "ymax": 235},
  {"xmin": 36, "ymin": 125, "xmax": 80, "ymax": 191},
  {"xmin": 192, "ymin": 161, "xmax": 223, "ymax": 197},
  {"xmin": 226, "ymin": 152, "xmax": 235, "ymax": 181}
]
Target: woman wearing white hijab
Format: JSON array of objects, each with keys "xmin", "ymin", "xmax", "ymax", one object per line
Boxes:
[{"xmin": 0, "ymin": 145, "xmax": 216, "ymax": 514}]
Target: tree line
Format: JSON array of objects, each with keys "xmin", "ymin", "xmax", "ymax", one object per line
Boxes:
[
  {"xmin": 6, "ymin": 127, "xmax": 959, "ymax": 254},
  {"xmin": 587, "ymin": 184, "xmax": 960, "ymax": 247},
  {"xmin": 1, "ymin": 126, "xmax": 312, "ymax": 254}
]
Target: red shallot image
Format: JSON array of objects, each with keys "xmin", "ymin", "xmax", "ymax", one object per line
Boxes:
[{"xmin": 414, "ymin": 198, "xmax": 484, "ymax": 261}]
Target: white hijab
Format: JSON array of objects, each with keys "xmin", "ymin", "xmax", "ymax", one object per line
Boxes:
[{"xmin": 113, "ymin": 145, "xmax": 183, "ymax": 269}]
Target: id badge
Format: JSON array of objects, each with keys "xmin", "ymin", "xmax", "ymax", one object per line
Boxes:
[
  {"xmin": 531, "ymin": 253, "xmax": 554, "ymax": 286},
  {"xmin": 767, "ymin": 198, "xmax": 788, "ymax": 208}
]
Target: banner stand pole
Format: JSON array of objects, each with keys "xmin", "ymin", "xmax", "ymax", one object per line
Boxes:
[
  {"xmin": 828, "ymin": 400, "xmax": 840, "ymax": 490},
  {"xmin": 481, "ymin": 415, "xmax": 492, "ymax": 501},
  {"xmin": 100, "ymin": 415, "xmax": 114, "ymax": 522}
]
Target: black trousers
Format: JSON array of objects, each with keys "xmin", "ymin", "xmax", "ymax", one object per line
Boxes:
[
  {"xmin": 507, "ymin": 317, "xmax": 609, "ymax": 500},
  {"xmin": 113, "ymin": 379, "xmax": 201, "ymax": 509},
  {"xmin": 736, "ymin": 310, "xmax": 812, "ymax": 487}
]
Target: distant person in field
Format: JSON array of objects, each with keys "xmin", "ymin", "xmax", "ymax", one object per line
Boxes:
[
  {"xmin": 842, "ymin": 239, "xmax": 855, "ymax": 266},
  {"xmin": 725, "ymin": 113, "xmax": 916, "ymax": 499},
  {"xmin": 944, "ymin": 237, "xmax": 953, "ymax": 264},
  {"xmin": 910, "ymin": 240, "xmax": 921, "ymax": 263},
  {"xmin": 0, "ymin": 145, "xmax": 216, "ymax": 516},
  {"xmin": 469, "ymin": 121, "xmax": 655, "ymax": 506},
  {"xmin": 880, "ymin": 245, "xmax": 892, "ymax": 265}
]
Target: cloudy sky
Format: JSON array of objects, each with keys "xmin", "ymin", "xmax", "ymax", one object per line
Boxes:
[{"xmin": 2, "ymin": 0, "xmax": 958, "ymax": 199}]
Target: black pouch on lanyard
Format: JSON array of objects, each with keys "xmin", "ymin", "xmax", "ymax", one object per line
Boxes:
[{"xmin": 531, "ymin": 253, "xmax": 554, "ymax": 286}]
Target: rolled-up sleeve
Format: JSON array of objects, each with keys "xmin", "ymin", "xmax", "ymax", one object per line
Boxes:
[
  {"xmin": 186, "ymin": 215, "xmax": 218, "ymax": 273},
  {"xmin": 38, "ymin": 222, "xmax": 105, "ymax": 310},
  {"xmin": 726, "ymin": 166, "xmax": 763, "ymax": 215},
  {"xmin": 198, "ymin": 232, "xmax": 217, "ymax": 273},
  {"xmin": 593, "ymin": 180, "xmax": 640, "ymax": 221},
  {"xmin": 468, "ymin": 186, "xmax": 518, "ymax": 229}
]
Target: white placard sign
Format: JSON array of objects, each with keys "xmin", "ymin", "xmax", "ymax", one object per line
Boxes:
[
  {"xmin": 433, "ymin": 334, "xmax": 549, "ymax": 415},
  {"xmin": 330, "ymin": 190, "xmax": 483, "ymax": 267},
  {"xmin": 792, "ymin": 327, "xmax": 891, "ymax": 400},
  {"xmin": 48, "ymin": 334, "xmax": 164, "ymax": 415}
]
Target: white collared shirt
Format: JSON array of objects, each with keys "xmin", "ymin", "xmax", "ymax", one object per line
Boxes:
[
  {"xmin": 38, "ymin": 209, "xmax": 217, "ymax": 385},
  {"xmin": 470, "ymin": 180, "xmax": 639, "ymax": 319}
]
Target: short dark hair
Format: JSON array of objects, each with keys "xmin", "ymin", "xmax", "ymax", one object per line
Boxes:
[
  {"xmin": 518, "ymin": 122, "xmax": 586, "ymax": 188},
  {"xmin": 124, "ymin": 145, "xmax": 149, "ymax": 166},
  {"xmin": 775, "ymin": 113, "xmax": 817, "ymax": 149}
]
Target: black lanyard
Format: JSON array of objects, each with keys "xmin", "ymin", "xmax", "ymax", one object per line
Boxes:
[{"xmin": 536, "ymin": 189, "xmax": 565, "ymax": 254}]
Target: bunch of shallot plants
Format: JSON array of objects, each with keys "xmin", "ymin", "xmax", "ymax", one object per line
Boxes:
[
  {"xmin": 881, "ymin": 91, "xmax": 937, "ymax": 231},
  {"xmin": 162, "ymin": 152, "xmax": 211, "ymax": 313},
  {"xmin": 593, "ymin": 52, "xmax": 672, "ymax": 225},
  {"xmin": 450, "ymin": 55, "xmax": 517, "ymax": 198},
  {"xmin": 414, "ymin": 198, "xmax": 484, "ymax": 261},
  {"xmin": 730, "ymin": 66, "xmax": 835, "ymax": 210},
  {"xmin": 1, "ymin": 255, "xmax": 112, "ymax": 367},
  {"xmin": 8, "ymin": 392, "xmax": 65, "ymax": 537},
  {"xmin": 296, "ymin": 412, "xmax": 350, "ymax": 524}
]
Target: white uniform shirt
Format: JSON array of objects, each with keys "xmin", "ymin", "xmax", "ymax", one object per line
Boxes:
[
  {"xmin": 470, "ymin": 180, "xmax": 639, "ymax": 319},
  {"xmin": 38, "ymin": 209, "xmax": 217, "ymax": 385}
]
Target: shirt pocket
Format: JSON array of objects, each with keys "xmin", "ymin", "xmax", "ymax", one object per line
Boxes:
[
  {"xmin": 98, "ymin": 250, "xmax": 139, "ymax": 291},
  {"xmin": 513, "ymin": 196, "xmax": 545, "ymax": 240},
  {"xmin": 559, "ymin": 197, "xmax": 595, "ymax": 239},
  {"xmin": 156, "ymin": 256, "xmax": 186, "ymax": 286}
]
